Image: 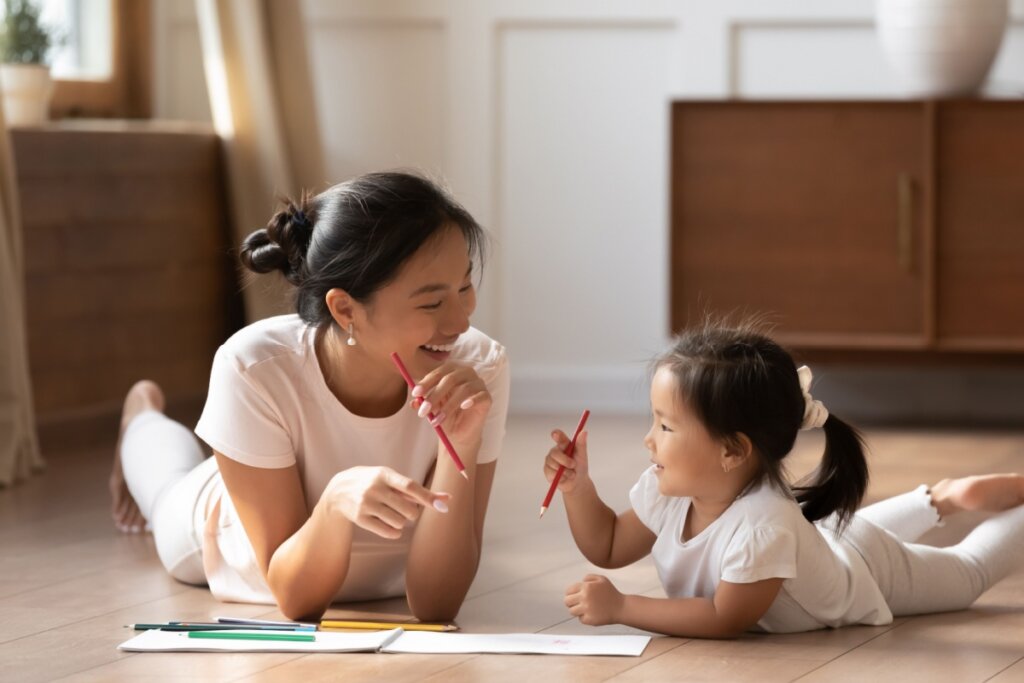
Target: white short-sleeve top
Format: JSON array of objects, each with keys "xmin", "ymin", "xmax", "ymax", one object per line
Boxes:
[
  {"xmin": 629, "ymin": 466, "xmax": 892, "ymax": 633},
  {"xmin": 194, "ymin": 314, "xmax": 510, "ymax": 604}
]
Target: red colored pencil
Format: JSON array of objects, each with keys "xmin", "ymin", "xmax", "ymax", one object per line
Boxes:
[
  {"xmin": 539, "ymin": 410, "xmax": 590, "ymax": 518},
  {"xmin": 390, "ymin": 352, "xmax": 469, "ymax": 480}
]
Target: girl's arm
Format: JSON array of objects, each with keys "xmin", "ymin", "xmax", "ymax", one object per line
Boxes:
[
  {"xmin": 216, "ymin": 452, "xmax": 443, "ymax": 621},
  {"xmin": 544, "ymin": 431, "xmax": 657, "ymax": 568},
  {"xmin": 566, "ymin": 575, "xmax": 785, "ymax": 638}
]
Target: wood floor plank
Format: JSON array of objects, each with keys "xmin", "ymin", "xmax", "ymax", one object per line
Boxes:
[
  {"xmin": 989, "ymin": 657, "xmax": 1024, "ymax": 682},
  {"xmin": 796, "ymin": 608, "xmax": 1024, "ymax": 683}
]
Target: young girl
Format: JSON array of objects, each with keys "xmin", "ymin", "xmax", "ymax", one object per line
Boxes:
[
  {"xmin": 109, "ymin": 171, "xmax": 509, "ymax": 622},
  {"xmin": 543, "ymin": 322, "xmax": 1024, "ymax": 637}
]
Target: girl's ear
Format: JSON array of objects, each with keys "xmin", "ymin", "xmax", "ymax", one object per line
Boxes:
[{"xmin": 720, "ymin": 433, "xmax": 754, "ymax": 473}]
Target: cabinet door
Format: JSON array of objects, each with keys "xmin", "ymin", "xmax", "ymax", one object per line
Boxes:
[
  {"xmin": 671, "ymin": 102, "xmax": 928, "ymax": 348},
  {"xmin": 936, "ymin": 101, "xmax": 1024, "ymax": 351}
]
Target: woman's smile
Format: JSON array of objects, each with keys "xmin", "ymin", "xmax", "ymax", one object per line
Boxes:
[{"xmin": 420, "ymin": 341, "xmax": 457, "ymax": 362}]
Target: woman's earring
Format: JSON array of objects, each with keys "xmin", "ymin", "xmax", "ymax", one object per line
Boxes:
[
  {"xmin": 346, "ymin": 323, "xmax": 357, "ymax": 347},
  {"xmin": 722, "ymin": 462, "xmax": 731, "ymax": 473}
]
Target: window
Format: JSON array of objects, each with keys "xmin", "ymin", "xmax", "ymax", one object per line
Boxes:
[
  {"xmin": 2, "ymin": 0, "xmax": 151, "ymax": 117},
  {"xmin": 43, "ymin": 0, "xmax": 113, "ymax": 80}
]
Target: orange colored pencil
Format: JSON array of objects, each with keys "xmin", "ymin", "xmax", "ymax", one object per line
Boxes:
[{"xmin": 539, "ymin": 410, "xmax": 590, "ymax": 518}]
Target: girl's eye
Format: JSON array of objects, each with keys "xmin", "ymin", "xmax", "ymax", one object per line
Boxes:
[
  {"xmin": 660, "ymin": 423, "xmax": 673, "ymax": 432},
  {"xmin": 459, "ymin": 283, "xmax": 473, "ymax": 294},
  {"xmin": 419, "ymin": 302, "xmax": 442, "ymax": 311}
]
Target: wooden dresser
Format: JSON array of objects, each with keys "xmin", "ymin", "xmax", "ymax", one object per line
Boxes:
[
  {"xmin": 670, "ymin": 100, "xmax": 1024, "ymax": 357},
  {"xmin": 12, "ymin": 121, "xmax": 244, "ymax": 446}
]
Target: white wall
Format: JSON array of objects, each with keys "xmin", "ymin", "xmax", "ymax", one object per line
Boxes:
[{"xmin": 154, "ymin": 0, "xmax": 1024, "ymax": 421}]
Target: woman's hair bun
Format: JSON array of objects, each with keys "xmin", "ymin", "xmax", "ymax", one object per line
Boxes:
[{"xmin": 239, "ymin": 193, "xmax": 315, "ymax": 285}]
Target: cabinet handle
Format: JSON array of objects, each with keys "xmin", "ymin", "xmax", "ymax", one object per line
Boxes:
[{"xmin": 897, "ymin": 173, "xmax": 913, "ymax": 272}]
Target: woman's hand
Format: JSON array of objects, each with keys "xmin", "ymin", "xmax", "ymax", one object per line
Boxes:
[
  {"xmin": 411, "ymin": 361, "xmax": 491, "ymax": 446},
  {"xmin": 564, "ymin": 574, "xmax": 625, "ymax": 626},
  {"xmin": 326, "ymin": 466, "xmax": 451, "ymax": 540},
  {"xmin": 543, "ymin": 429, "xmax": 591, "ymax": 495}
]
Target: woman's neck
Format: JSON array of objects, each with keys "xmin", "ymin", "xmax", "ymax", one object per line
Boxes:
[{"xmin": 316, "ymin": 325, "xmax": 407, "ymax": 418}]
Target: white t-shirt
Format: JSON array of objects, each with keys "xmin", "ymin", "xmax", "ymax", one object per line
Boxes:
[
  {"xmin": 629, "ymin": 466, "xmax": 892, "ymax": 633},
  {"xmin": 194, "ymin": 315, "xmax": 510, "ymax": 605}
]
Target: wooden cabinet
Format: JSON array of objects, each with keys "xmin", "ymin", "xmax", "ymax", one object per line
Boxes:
[
  {"xmin": 12, "ymin": 122, "xmax": 244, "ymax": 441},
  {"xmin": 670, "ymin": 100, "xmax": 1024, "ymax": 353}
]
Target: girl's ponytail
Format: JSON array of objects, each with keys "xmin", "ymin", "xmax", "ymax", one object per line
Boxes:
[{"xmin": 793, "ymin": 414, "xmax": 869, "ymax": 530}]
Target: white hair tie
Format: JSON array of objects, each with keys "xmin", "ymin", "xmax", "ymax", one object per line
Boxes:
[{"xmin": 797, "ymin": 365, "xmax": 829, "ymax": 431}]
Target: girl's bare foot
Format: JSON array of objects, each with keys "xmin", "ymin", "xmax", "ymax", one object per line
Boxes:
[
  {"xmin": 110, "ymin": 380, "xmax": 165, "ymax": 533},
  {"xmin": 930, "ymin": 474, "xmax": 1024, "ymax": 519}
]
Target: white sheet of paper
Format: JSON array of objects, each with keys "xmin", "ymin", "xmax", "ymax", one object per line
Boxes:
[
  {"xmin": 118, "ymin": 628, "xmax": 402, "ymax": 653},
  {"xmin": 382, "ymin": 631, "xmax": 651, "ymax": 656},
  {"xmin": 118, "ymin": 628, "xmax": 651, "ymax": 657}
]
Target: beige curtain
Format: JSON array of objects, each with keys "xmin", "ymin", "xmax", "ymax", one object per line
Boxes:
[
  {"xmin": 0, "ymin": 105, "xmax": 43, "ymax": 487},
  {"xmin": 195, "ymin": 0, "xmax": 325, "ymax": 323}
]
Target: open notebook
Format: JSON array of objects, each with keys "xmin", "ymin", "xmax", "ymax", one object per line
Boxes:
[{"xmin": 119, "ymin": 628, "xmax": 651, "ymax": 657}]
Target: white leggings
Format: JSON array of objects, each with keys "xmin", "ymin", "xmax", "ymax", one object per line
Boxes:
[
  {"xmin": 120, "ymin": 410, "xmax": 215, "ymax": 586},
  {"xmin": 846, "ymin": 485, "xmax": 1024, "ymax": 616}
]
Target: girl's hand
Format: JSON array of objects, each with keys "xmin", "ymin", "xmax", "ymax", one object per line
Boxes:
[
  {"xmin": 326, "ymin": 466, "xmax": 451, "ymax": 540},
  {"xmin": 411, "ymin": 361, "xmax": 491, "ymax": 447},
  {"xmin": 542, "ymin": 430, "xmax": 591, "ymax": 494},
  {"xmin": 564, "ymin": 574, "xmax": 624, "ymax": 626}
]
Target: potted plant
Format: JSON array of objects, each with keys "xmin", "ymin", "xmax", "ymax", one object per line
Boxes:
[{"xmin": 0, "ymin": 0, "xmax": 57, "ymax": 126}]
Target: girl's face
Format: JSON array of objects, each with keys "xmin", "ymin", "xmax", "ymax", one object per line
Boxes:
[
  {"xmin": 643, "ymin": 366, "xmax": 729, "ymax": 498},
  {"xmin": 351, "ymin": 227, "xmax": 477, "ymax": 380}
]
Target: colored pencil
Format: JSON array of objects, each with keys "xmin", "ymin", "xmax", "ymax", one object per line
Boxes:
[
  {"xmin": 187, "ymin": 631, "xmax": 315, "ymax": 642},
  {"xmin": 390, "ymin": 351, "xmax": 469, "ymax": 480},
  {"xmin": 320, "ymin": 619, "xmax": 458, "ymax": 632},
  {"xmin": 216, "ymin": 616, "xmax": 317, "ymax": 629},
  {"xmin": 129, "ymin": 623, "xmax": 316, "ymax": 632},
  {"xmin": 539, "ymin": 410, "xmax": 591, "ymax": 518}
]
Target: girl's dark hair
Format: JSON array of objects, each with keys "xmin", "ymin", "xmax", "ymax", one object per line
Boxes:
[
  {"xmin": 239, "ymin": 171, "xmax": 486, "ymax": 326},
  {"xmin": 656, "ymin": 321, "xmax": 868, "ymax": 530}
]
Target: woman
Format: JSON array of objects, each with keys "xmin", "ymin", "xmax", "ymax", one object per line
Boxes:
[{"xmin": 108, "ymin": 171, "xmax": 509, "ymax": 621}]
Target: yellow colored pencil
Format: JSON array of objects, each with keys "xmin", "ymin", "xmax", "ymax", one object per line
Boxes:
[{"xmin": 320, "ymin": 620, "xmax": 458, "ymax": 632}]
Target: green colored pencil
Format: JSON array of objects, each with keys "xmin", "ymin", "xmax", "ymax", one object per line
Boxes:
[{"xmin": 187, "ymin": 631, "xmax": 315, "ymax": 642}]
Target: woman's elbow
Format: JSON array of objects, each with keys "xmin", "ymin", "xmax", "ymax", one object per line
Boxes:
[
  {"xmin": 410, "ymin": 604, "xmax": 460, "ymax": 624},
  {"xmin": 274, "ymin": 592, "xmax": 328, "ymax": 623}
]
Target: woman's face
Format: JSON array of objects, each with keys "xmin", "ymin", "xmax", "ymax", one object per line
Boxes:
[
  {"xmin": 642, "ymin": 367, "xmax": 728, "ymax": 498},
  {"xmin": 353, "ymin": 227, "xmax": 477, "ymax": 380}
]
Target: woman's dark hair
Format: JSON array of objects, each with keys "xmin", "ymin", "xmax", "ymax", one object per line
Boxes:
[
  {"xmin": 656, "ymin": 321, "xmax": 868, "ymax": 530},
  {"xmin": 239, "ymin": 171, "xmax": 486, "ymax": 327}
]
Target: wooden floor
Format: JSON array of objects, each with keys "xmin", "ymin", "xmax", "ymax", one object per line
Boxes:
[{"xmin": 3, "ymin": 414, "xmax": 1024, "ymax": 682}]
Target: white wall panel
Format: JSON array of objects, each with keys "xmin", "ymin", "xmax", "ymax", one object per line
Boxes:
[
  {"xmin": 990, "ymin": 22, "xmax": 1024, "ymax": 95},
  {"xmin": 734, "ymin": 23, "xmax": 903, "ymax": 97},
  {"xmin": 306, "ymin": 22, "xmax": 447, "ymax": 183},
  {"xmin": 498, "ymin": 24, "xmax": 675, "ymax": 411}
]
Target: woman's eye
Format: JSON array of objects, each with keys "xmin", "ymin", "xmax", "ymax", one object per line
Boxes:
[
  {"xmin": 420, "ymin": 301, "xmax": 442, "ymax": 310},
  {"xmin": 660, "ymin": 423, "xmax": 672, "ymax": 432},
  {"xmin": 459, "ymin": 283, "xmax": 473, "ymax": 294}
]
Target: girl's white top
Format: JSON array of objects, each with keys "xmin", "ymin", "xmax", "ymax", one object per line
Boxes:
[
  {"xmin": 194, "ymin": 314, "xmax": 510, "ymax": 604},
  {"xmin": 630, "ymin": 467, "xmax": 893, "ymax": 632}
]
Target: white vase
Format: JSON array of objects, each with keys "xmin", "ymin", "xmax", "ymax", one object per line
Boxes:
[
  {"xmin": 0, "ymin": 63, "xmax": 54, "ymax": 127},
  {"xmin": 876, "ymin": 0, "xmax": 1008, "ymax": 98}
]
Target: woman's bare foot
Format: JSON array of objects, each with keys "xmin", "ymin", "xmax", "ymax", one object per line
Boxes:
[
  {"xmin": 110, "ymin": 380, "xmax": 165, "ymax": 533},
  {"xmin": 930, "ymin": 474, "xmax": 1024, "ymax": 518}
]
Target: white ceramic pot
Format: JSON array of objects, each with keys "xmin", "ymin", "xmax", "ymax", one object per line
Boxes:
[
  {"xmin": 0, "ymin": 63, "xmax": 54, "ymax": 126},
  {"xmin": 876, "ymin": 0, "xmax": 1008, "ymax": 97}
]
